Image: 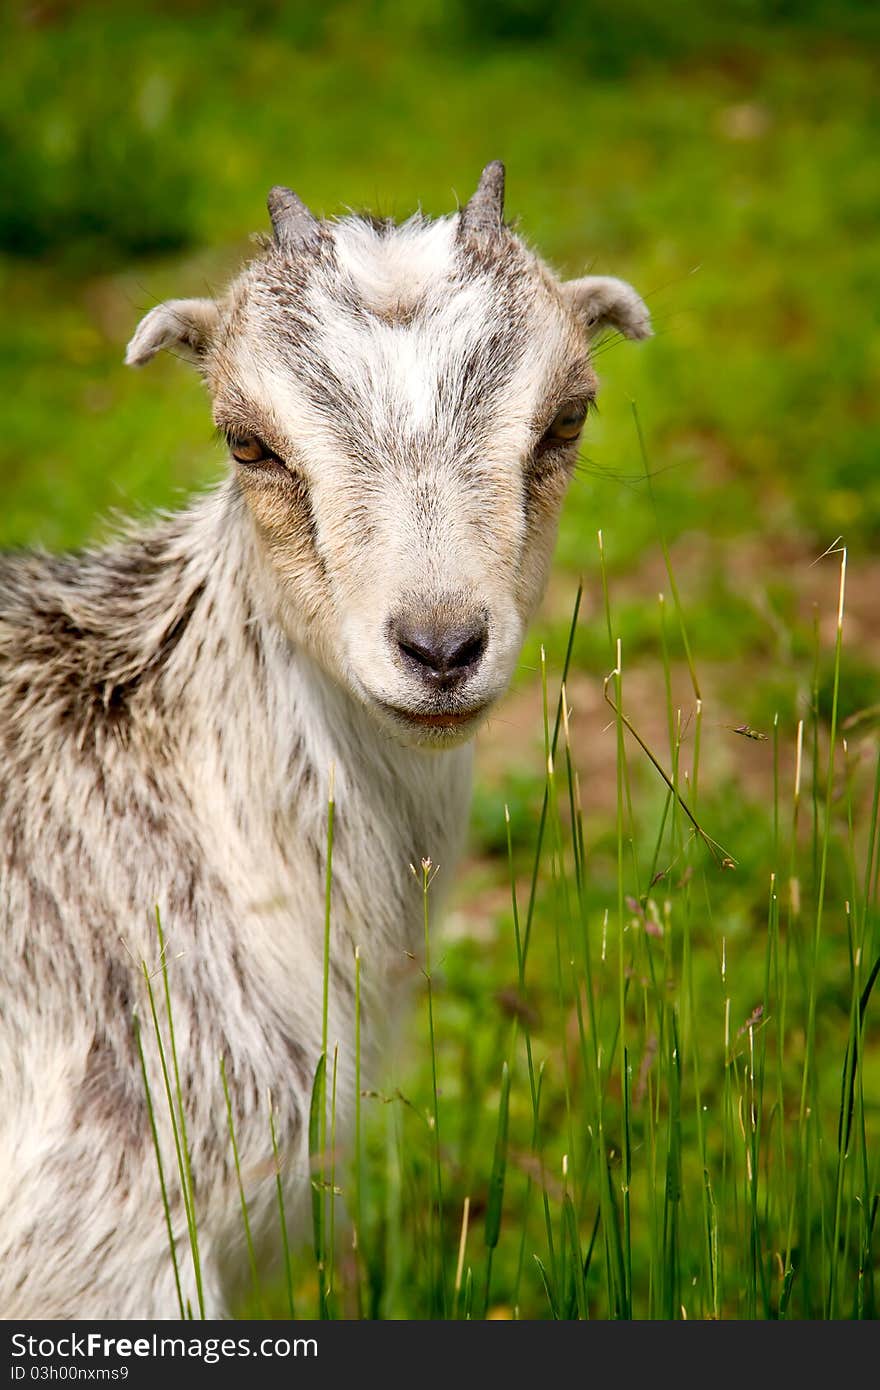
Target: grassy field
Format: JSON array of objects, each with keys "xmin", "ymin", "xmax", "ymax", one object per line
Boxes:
[{"xmin": 2, "ymin": 1, "xmax": 878, "ymax": 1318}]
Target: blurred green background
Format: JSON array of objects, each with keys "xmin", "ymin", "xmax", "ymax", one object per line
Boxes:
[
  {"xmin": 2, "ymin": 0, "xmax": 878, "ymax": 1318},
  {"xmin": 2, "ymin": 0, "xmax": 878, "ymax": 869},
  {"xmin": 3, "ymin": 0, "xmax": 878, "ymax": 560}
]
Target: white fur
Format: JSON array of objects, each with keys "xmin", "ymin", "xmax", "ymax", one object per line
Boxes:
[{"xmin": 0, "ymin": 178, "xmax": 650, "ymax": 1317}]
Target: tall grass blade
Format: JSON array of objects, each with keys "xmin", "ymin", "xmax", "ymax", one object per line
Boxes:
[
  {"xmin": 309, "ymin": 1052, "xmax": 327, "ymax": 1317},
  {"xmin": 268, "ymin": 1096, "xmax": 295, "ymax": 1319},
  {"xmin": 141, "ymin": 945, "xmax": 205, "ymax": 1319},
  {"xmin": 220, "ymin": 1055, "xmax": 262, "ymax": 1314},
  {"xmin": 483, "ymin": 1059, "xmax": 510, "ymax": 1314},
  {"xmin": 133, "ymin": 1011, "xmax": 185, "ymax": 1319}
]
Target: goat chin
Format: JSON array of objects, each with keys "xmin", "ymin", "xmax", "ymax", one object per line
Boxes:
[{"xmin": 1, "ymin": 166, "xmax": 650, "ymax": 1316}]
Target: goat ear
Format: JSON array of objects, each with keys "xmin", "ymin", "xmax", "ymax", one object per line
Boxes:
[
  {"xmin": 562, "ymin": 276, "xmax": 652, "ymax": 342},
  {"xmin": 125, "ymin": 298, "xmax": 220, "ymax": 367}
]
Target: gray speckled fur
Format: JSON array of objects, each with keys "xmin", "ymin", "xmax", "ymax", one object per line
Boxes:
[{"xmin": 0, "ymin": 167, "xmax": 649, "ymax": 1317}]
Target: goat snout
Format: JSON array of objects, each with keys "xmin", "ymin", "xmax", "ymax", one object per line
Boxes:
[{"xmin": 391, "ymin": 612, "xmax": 488, "ymax": 690}]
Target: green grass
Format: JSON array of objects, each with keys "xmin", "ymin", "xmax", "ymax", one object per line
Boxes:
[
  {"xmin": 315, "ymin": 544, "xmax": 877, "ymax": 1319},
  {"xmin": 135, "ymin": 545, "xmax": 879, "ymax": 1318},
  {"xmin": 3, "ymin": 0, "xmax": 878, "ymax": 1318}
]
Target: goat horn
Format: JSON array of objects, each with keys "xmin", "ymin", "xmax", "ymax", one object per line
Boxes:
[
  {"xmin": 459, "ymin": 161, "xmax": 506, "ymax": 240},
  {"xmin": 267, "ymin": 185, "xmax": 320, "ymax": 250}
]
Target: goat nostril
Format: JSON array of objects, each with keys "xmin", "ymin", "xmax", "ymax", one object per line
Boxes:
[
  {"xmin": 397, "ymin": 634, "xmax": 443, "ymax": 671},
  {"xmin": 449, "ymin": 628, "xmax": 487, "ymax": 672},
  {"xmin": 393, "ymin": 618, "xmax": 488, "ymax": 685}
]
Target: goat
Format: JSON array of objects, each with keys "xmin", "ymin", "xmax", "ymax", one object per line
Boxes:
[{"xmin": 0, "ymin": 164, "xmax": 650, "ymax": 1317}]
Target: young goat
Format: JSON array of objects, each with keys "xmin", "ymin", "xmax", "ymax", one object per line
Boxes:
[{"xmin": 0, "ymin": 164, "xmax": 650, "ymax": 1317}]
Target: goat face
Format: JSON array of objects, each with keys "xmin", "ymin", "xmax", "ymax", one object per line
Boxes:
[{"xmin": 126, "ymin": 166, "xmax": 650, "ymax": 747}]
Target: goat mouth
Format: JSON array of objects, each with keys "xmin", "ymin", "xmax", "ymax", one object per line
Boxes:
[{"xmin": 379, "ymin": 700, "xmax": 490, "ymax": 730}]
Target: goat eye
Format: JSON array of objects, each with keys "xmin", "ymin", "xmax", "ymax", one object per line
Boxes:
[
  {"xmin": 230, "ymin": 435, "xmax": 276, "ymax": 465},
  {"xmin": 547, "ymin": 402, "xmax": 588, "ymax": 442}
]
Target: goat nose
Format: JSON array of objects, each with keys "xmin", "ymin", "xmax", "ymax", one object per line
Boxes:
[{"xmin": 392, "ymin": 615, "xmax": 488, "ymax": 688}]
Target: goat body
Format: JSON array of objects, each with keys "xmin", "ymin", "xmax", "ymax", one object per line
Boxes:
[{"xmin": 0, "ymin": 165, "xmax": 649, "ymax": 1316}]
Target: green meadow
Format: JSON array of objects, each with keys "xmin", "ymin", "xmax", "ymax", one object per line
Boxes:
[{"xmin": 2, "ymin": 1, "xmax": 878, "ymax": 1318}]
